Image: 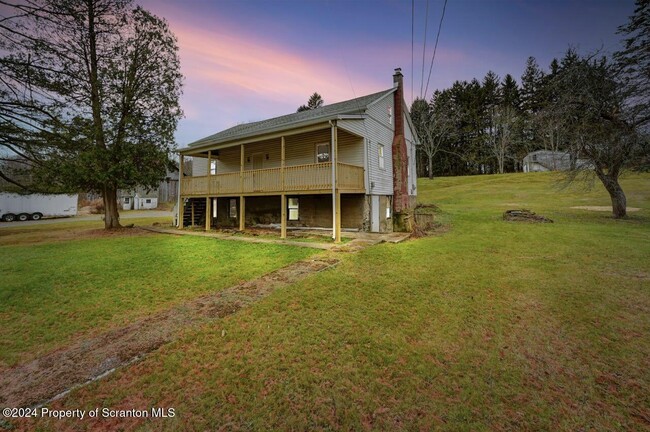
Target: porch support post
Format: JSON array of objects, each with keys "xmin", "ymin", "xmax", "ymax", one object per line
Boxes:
[
  {"xmin": 207, "ymin": 150, "xmax": 212, "ymax": 192},
  {"xmin": 335, "ymin": 191, "xmax": 341, "ymax": 243},
  {"xmin": 178, "ymin": 153, "xmax": 184, "ymax": 229},
  {"xmin": 281, "ymin": 136, "xmax": 286, "ymax": 240},
  {"xmin": 240, "ymin": 144, "xmax": 245, "ymax": 193},
  {"xmin": 205, "ymin": 197, "xmax": 211, "ymax": 231},
  {"xmin": 239, "ymin": 195, "xmax": 245, "ymax": 231},
  {"xmin": 281, "ymin": 136, "xmax": 285, "ymax": 190},
  {"xmin": 330, "ymin": 121, "xmax": 340, "ymax": 243},
  {"xmin": 191, "ymin": 200, "xmax": 195, "ymax": 228},
  {"xmin": 206, "ymin": 150, "xmax": 212, "ymax": 231},
  {"xmin": 281, "ymin": 194, "xmax": 287, "ymax": 239}
]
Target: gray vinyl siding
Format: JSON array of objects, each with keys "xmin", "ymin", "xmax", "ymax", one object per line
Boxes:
[
  {"xmin": 337, "ymin": 131, "xmax": 363, "ymax": 167},
  {"xmin": 193, "ymin": 157, "xmax": 208, "ymax": 176},
  {"xmin": 364, "ymin": 93, "xmax": 395, "ymax": 196},
  {"xmin": 337, "ymin": 119, "xmax": 366, "ymax": 137},
  {"xmin": 285, "ymin": 129, "xmax": 329, "ymax": 166},
  {"xmin": 215, "ymin": 145, "xmax": 242, "ymax": 173}
]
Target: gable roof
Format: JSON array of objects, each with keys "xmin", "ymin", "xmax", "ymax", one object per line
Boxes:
[{"xmin": 184, "ymin": 88, "xmax": 395, "ymax": 150}]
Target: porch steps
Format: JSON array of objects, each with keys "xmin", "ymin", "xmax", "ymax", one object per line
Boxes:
[{"xmin": 182, "ymin": 198, "xmax": 206, "ymax": 228}]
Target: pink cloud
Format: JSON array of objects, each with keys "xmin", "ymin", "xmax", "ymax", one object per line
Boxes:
[
  {"xmin": 140, "ymin": 0, "xmax": 468, "ymax": 143},
  {"xmin": 174, "ymin": 23, "xmax": 387, "ymax": 120}
]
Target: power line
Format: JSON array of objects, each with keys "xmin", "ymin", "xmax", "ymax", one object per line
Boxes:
[
  {"xmin": 411, "ymin": 0, "xmax": 414, "ymax": 103},
  {"xmin": 419, "ymin": 0, "xmax": 430, "ymax": 98},
  {"xmin": 424, "ymin": 0, "xmax": 448, "ymax": 100}
]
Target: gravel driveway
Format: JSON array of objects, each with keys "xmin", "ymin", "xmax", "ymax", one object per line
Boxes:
[{"xmin": 0, "ymin": 211, "xmax": 172, "ymax": 228}]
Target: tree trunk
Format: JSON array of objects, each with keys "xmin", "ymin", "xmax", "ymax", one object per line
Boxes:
[
  {"xmin": 595, "ymin": 171, "xmax": 627, "ymax": 219},
  {"xmin": 498, "ymin": 152, "xmax": 504, "ymax": 174},
  {"xmin": 103, "ymin": 186, "xmax": 122, "ymax": 229},
  {"xmin": 428, "ymin": 155, "xmax": 434, "ymax": 180}
]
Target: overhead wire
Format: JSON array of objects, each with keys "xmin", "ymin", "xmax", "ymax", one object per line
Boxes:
[
  {"xmin": 419, "ymin": 0, "xmax": 429, "ymax": 98},
  {"xmin": 411, "ymin": 0, "xmax": 414, "ymax": 104},
  {"xmin": 423, "ymin": 0, "xmax": 448, "ymax": 100}
]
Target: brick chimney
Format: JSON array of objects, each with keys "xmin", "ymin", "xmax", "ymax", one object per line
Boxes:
[{"xmin": 391, "ymin": 68, "xmax": 410, "ymax": 225}]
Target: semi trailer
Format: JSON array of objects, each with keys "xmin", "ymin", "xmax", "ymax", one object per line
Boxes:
[{"xmin": 0, "ymin": 193, "xmax": 78, "ymax": 222}]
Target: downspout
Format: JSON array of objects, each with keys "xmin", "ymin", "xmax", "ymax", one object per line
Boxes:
[{"xmin": 330, "ymin": 120, "xmax": 336, "ymax": 240}]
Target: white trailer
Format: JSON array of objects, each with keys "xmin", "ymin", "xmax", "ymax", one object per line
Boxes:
[{"xmin": 0, "ymin": 193, "xmax": 78, "ymax": 222}]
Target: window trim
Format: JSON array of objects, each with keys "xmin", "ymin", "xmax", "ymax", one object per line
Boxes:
[
  {"xmin": 229, "ymin": 198, "xmax": 237, "ymax": 218},
  {"xmin": 315, "ymin": 142, "xmax": 331, "ymax": 164},
  {"xmin": 288, "ymin": 197, "xmax": 299, "ymax": 221}
]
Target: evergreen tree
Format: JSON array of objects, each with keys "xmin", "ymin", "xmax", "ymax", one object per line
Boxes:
[
  {"xmin": 0, "ymin": 0, "xmax": 183, "ymax": 229},
  {"xmin": 615, "ymin": 0, "xmax": 650, "ymax": 131},
  {"xmin": 501, "ymin": 74, "xmax": 521, "ymax": 108},
  {"xmin": 520, "ymin": 57, "xmax": 545, "ymax": 114},
  {"xmin": 297, "ymin": 92, "xmax": 324, "ymax": 112}
]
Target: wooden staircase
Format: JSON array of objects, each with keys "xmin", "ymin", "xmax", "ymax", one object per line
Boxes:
[{"xmin": 182, "ymin": 198, "xmax": 206, "ymax": 228}]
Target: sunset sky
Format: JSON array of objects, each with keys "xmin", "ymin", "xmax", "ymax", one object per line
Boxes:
[{"xmin": 138, "ymin": 0, "xmax": 636, "ymax": 146}]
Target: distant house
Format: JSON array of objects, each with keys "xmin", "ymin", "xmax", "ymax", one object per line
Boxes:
[
  {"xmin": 176, "ymin": 69, "xmax": 419, "ymax": 240},
  {"xmin": 119, "ymin": 170, "xmax": 179, "ymax": 210},
  {"xmin": 523, "ymin": 150, "xmax": 590, "ymax": 172},
  {"xmin": 120, "ymin": 188, "xmax": 158, "ymax": 210}
]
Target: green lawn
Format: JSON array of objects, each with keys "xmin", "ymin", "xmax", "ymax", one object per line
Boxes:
[
  {"xmin": 14, "ymin": 172, "xmax": 650, "ymax": 431},
  {"xmin": 0, "ymin": 234, "xmax": 315, "ymax": 367}
]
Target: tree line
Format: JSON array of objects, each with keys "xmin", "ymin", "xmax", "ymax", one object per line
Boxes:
[{"xmin": 411, "ymin": 0, "xmax": 648, "ymax": 218}]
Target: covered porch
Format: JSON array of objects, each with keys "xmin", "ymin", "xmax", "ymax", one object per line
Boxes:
[{"xmin": 178, "ymin": 122, "xmax": 367, "ymax": 242}]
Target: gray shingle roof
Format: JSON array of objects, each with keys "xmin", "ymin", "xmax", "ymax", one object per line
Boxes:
[{"xmin": 186, "ymin": 88, "xmax": 395, "ymax": 149}]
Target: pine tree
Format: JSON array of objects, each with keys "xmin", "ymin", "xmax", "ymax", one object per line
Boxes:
[
  {"xmin": 297, "ymin": 92, "xmax": 324, "ymax": 112},
  {"xmin": 520, "ymin": 57, "xmax": 545, "ymax": 114},
  {"xmin": 615, "ymin": 0, "xmax": 650, "ymax": 130}
]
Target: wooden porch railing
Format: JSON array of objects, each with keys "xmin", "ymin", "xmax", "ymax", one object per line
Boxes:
[{"xmin": 181, "ymin": 162, "xmax": 364, "ymax": 196}]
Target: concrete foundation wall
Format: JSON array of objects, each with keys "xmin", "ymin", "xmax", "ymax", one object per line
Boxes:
[
  {"xmin": 378, "ymin": 195, "xmax": 393, "ymax": 233},
  {"xmin": 244, "ymin": 196, "xmax": 281, "ymax": 226},
  {"xmin": 214, "ymin": 197, "xmax": 239, "ymax": 228},
  {"xmin": 286, "ymin": 194, "xmax": 365, "ymax": 230}
]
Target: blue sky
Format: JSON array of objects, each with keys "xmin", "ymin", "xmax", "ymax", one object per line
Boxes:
[{"xmin": 139, "ymin": 0, "xmax": 636, "ymax": 146}]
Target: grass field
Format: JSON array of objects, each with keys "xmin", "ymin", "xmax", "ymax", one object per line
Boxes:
[
  {"xmin": 9, "ymin": 172, "xmax": 650, "ymax": 431},
  {"xmin": 0, "ymin": 226, "xmax": 315, "ymax": 367}
]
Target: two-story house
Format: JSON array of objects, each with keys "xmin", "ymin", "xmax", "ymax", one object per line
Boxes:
[{"xmin": 176, "ymin": 69, "xmax": 418, "ymax": 241}]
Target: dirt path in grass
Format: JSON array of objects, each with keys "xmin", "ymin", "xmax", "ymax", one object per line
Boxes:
[{"xmin": 0, "ymin": 256, "xmax": 340, "ymax": 409}]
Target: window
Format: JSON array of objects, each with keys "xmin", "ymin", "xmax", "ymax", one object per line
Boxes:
[
  {"xmin": 378, "ymin": 144, "xmax": 385, "ymax": 170},
  {"xmin": 145, "ymin": 199, "xmax": 151, "ymax": 204},
  {"xmin": 210, "ymin": 160, "xmax": 217, "ymax": 175},
  {"xmin": 315, "ymin": 143, "xmax": 330, "ymax": 163},
  {"xmin": 532, "ymin": 154, "xmax": 538, "ymax": 162},
  {"xmin": 229, "ymin": 198, "xmax": 237, "ymax": 218},
  {"xmin": 288, "ymin": 197, "xmax": 299, "ymax": 221},
  {"xmin": 124, "ymin": 197, "xmax": 130, "ymax": 203}
]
